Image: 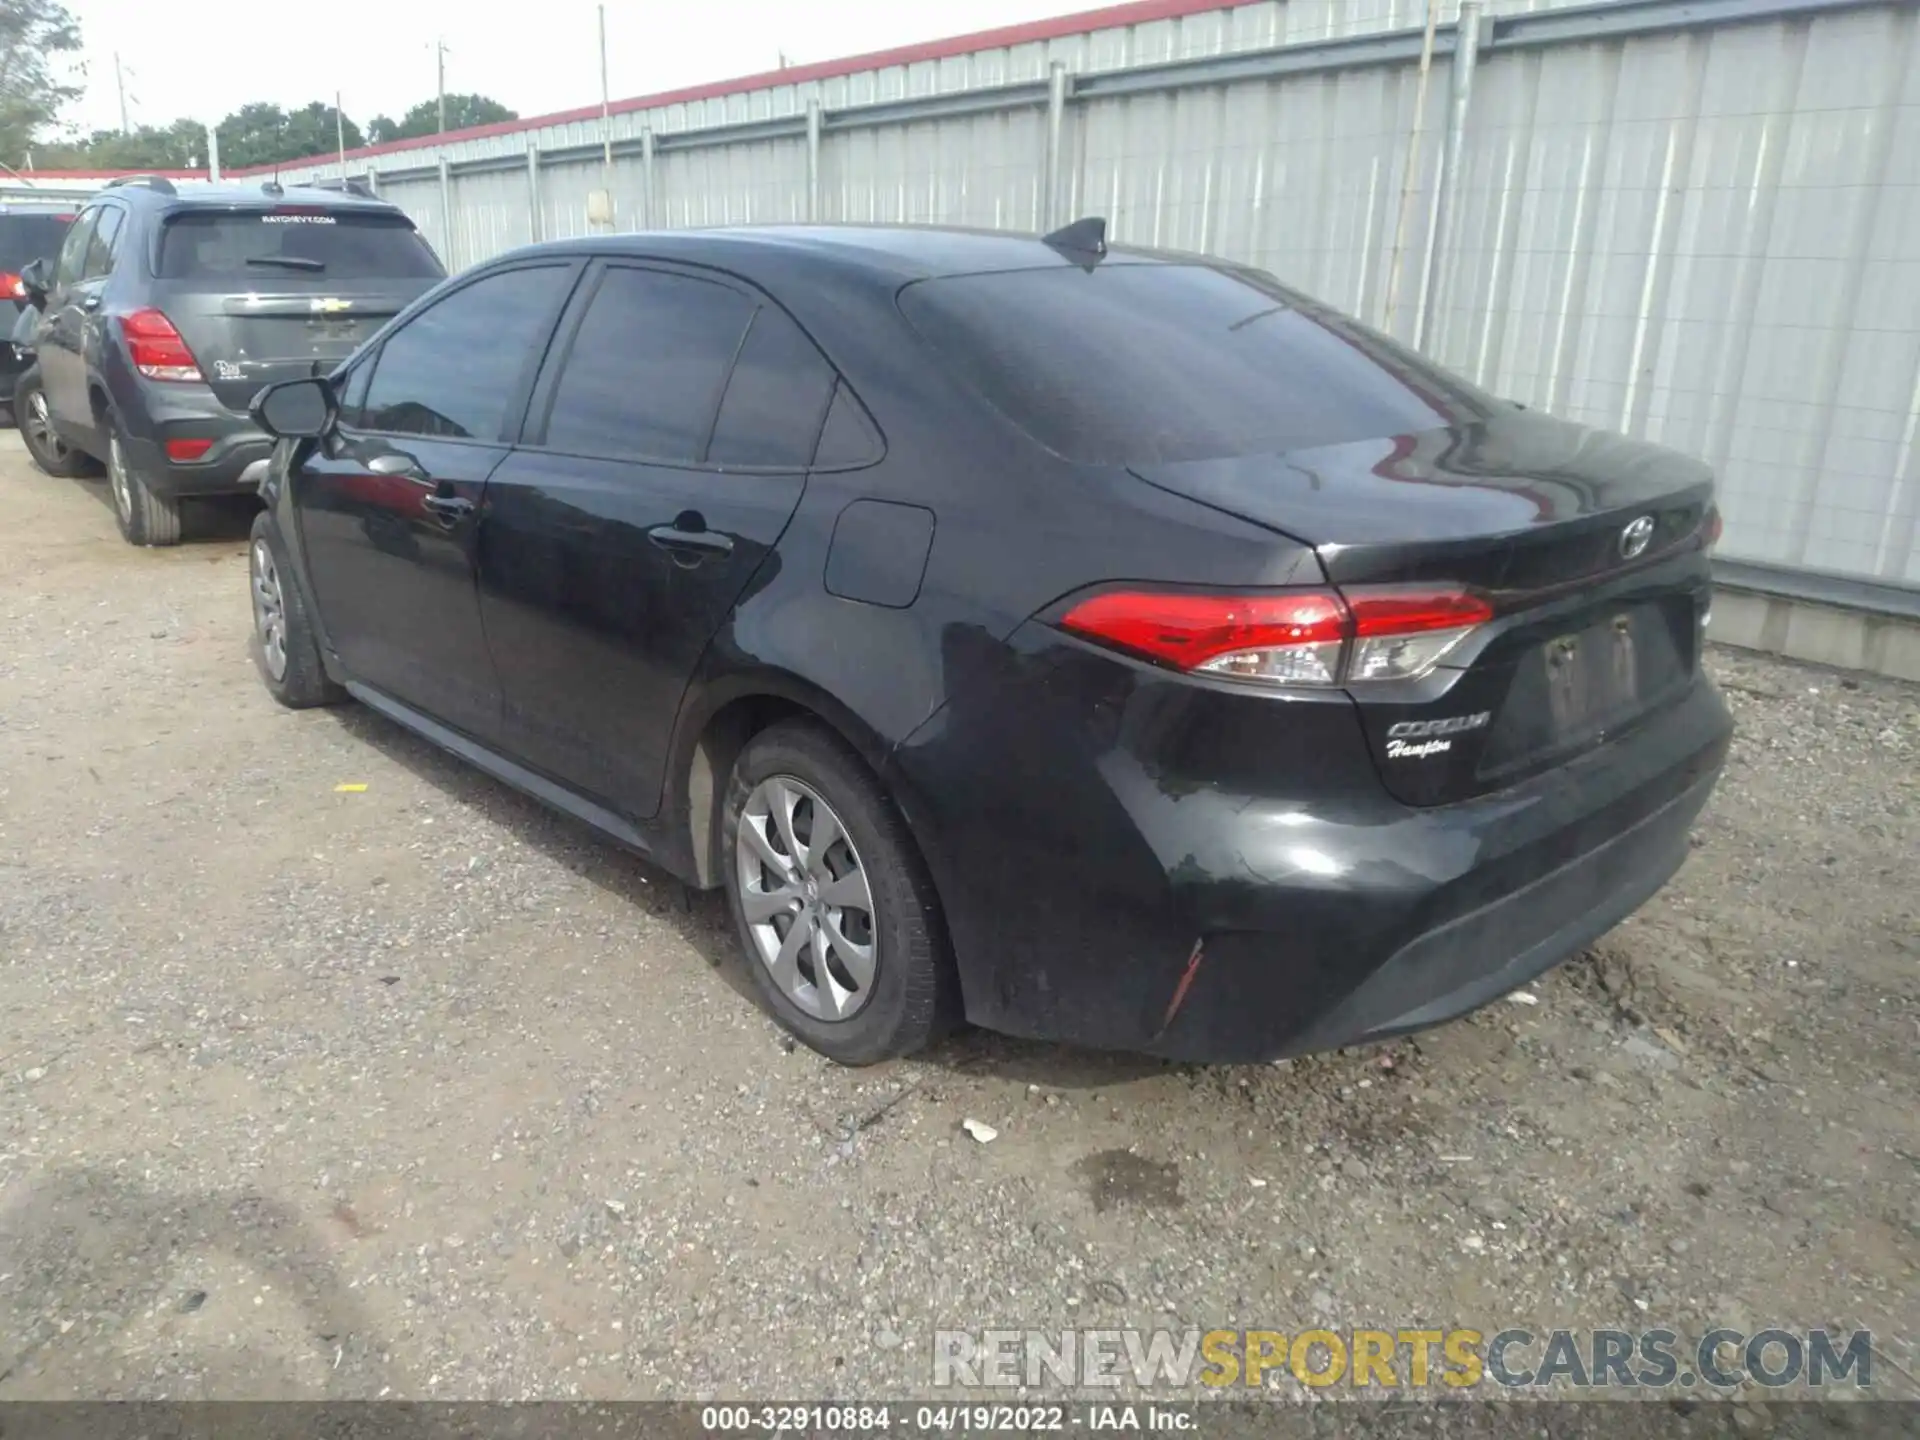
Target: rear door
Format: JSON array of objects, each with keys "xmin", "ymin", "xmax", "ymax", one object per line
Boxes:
[
  {"xmin": 149, "ymin": 206, "xmax": 443, "ymax": 411},
  {"xmin": 477, "ymin": 260, "xmax": 832, "ymax": 818},
  {"xmin": 291, "ymin": 259, "xmax": 579, "ymax": 742},
  {"xmin": 37, "ymin": 206, "xmax": 104, "ymax": 427}
]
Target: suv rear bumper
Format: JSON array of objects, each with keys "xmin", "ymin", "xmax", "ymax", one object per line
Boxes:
[{"xmin": 116, "ymin": 380, "xmax": 270, "ymax": 497}]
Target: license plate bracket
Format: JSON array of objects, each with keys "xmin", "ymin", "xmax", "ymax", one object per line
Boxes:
[{"xmin": 1544, "ymin": 612, "xmax": 1642, "ymax": 738}]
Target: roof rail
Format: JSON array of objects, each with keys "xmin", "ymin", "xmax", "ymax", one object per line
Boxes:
[{"xmin": 103, "ymin": 174, "xmax": 179, "ymax": 196}]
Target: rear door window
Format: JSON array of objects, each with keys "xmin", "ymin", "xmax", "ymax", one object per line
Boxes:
[
  {"xmin": 80, "ymin": 207, "xmax": 124, "ymax": 281},
  {"xmin": 898, "ymin": 262, "xmax": 1500, "ymax": 465},
  {"xmin": 52, "ymin": 209, "xmax": 96, "ymax": 289},
  {"xmin": 157, "ymin": 210, "xmax": 443, "ymax": 281},
  {"xmin": 359, "ymin": 263, "xmax": 573, "ymax": 441},
  {"xmin": 539, "ymin": 266, "xmax": 756, "ymax": 464}
]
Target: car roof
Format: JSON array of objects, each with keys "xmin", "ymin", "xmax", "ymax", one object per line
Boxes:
[
  {"xmin": 97, "ymin": 179, "xmax": 404, "ymax": 216},
  {"xmin": 484, "ymin": 223, "xmax": 1189, "ymax": 287}
]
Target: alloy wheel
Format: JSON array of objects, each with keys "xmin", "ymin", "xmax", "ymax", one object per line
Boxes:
[
  {"xmin": 22, "ymin": 390, "xmax": 67, "ymax": 464},
  {"xmin": 108, "ymin": 433, "xmax": 133, "ymax": 523},
  {"xmin": 735, "ymin": 775, "xmax": 878, "ymax": 1021},
  {"xmin": 251, "ymin": 538, "xmax": 288, "ymax": 681}
]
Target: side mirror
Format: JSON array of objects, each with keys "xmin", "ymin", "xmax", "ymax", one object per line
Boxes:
[
  {"xmin": 250, "ymin": 377, "xmax": 335, "ymax": 440},
  {"xmin": 17, "ymin": 257, "xmax": 49, "ymax": 310}
]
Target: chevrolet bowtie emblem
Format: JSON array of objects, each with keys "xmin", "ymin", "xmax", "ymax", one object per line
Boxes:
[{"xmin": 310, "ymin": 298, "xmax": 353, "ymax": 314}]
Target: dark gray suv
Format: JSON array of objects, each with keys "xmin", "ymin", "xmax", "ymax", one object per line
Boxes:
[{"xmin": 16, "ymin": 176, "xmax": 444, "ymax": 545}]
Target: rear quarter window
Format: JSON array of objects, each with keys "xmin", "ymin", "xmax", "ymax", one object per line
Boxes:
[
  {"xmin": 897, "ymin": 262, "xmax": 1500, "ymax": 466},
  {"xmin": 157, "ymin": 210, "xmax": 443, "ymax": 281}
]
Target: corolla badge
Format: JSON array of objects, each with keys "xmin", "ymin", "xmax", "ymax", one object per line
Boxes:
[
  {"xmin": 1385, "ymin": 711, "xmax": 1490, "ymax": 760},
  {"xmin": 1619, "ymin": 515, "xmax": 1655, "ymax": 560}
]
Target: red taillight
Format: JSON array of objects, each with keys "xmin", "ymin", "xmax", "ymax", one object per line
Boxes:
[
  {"xmin": 1059, "ymin": 585, "xmax": 1492, "ymax": 689},
  {"xmin": 0, "ymin": 272, "xmax": 19, "ymax": 298},
  {"xmin": 120, "ymin": 308, "xmax": 202, "ymax": 382},
  {"xmin": 164, "ymin": 437, "xmax": 214, "ymax": 462},
  {"xmin": 1702, "ymin": 505, "xmax": 1723, "ymax": 551}
]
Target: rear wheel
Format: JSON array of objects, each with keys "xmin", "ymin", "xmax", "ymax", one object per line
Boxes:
[
  {"xmin": 249, "ymin": 512, "xmax": 345, "ymax": 708},
  {"xmin": 722, "ymin": 720, "xmax": 957, "ymax": 1065},
  {"xmin": 106, "ymin": 419, "xmax": 181, "ymax": 547},
  {"xmin": 16, "ymin": 370, "xmax": 91, "ymax": 478}
]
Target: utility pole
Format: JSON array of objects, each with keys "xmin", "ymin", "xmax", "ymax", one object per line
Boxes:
[
  {"xmin": 598, "ymin": 5, "xmax": 612, "ymax": 171},
  {"xmin": 335, "ymin": 90, "xmax": 347, "ymax": 173},
  {"xmin": 114, "ymin": 53, "xmax": 130, "ymax": 133},
  {"xmin": 436, "ymin": 40, "xmax": 449, "ymax": 133},
  {"xmin": 206, "ymin": 122, "xmax": 221, "ymax": 182}
]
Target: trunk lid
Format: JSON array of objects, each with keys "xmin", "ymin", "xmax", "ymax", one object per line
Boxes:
[
  {"xmin": 147, "ymin": 206, "xmax": 443, "ymax": 411},
  {"xmin": 1129, "ymin": 409, "xmax": 1717, "ymax": 805}
]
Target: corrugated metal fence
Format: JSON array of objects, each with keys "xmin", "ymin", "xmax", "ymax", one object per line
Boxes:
[{"xmin": 37, "ymin": 0, "xmax": 1920, "ymax": 603}]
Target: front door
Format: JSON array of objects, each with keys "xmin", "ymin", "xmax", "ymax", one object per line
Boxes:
[
  {"xmin": 289, "ymin": 260, "xmax": 579, "ymax": 742},
  {"xmin": 476, "ymin": 261, "xmax": 835, "ymax": 819}
]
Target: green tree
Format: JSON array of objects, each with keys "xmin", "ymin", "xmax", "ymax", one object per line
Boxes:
[
  {"xmin": 215, "ymin": 99, "xmax": 362, "ymax": 169},
  {"xmin": 0, "ymin": 0, "xmax": 84, "ymax": 164},
  {"xmin": 367, "ymin": 92, "xmax": 515, "ymax": 144},
  {"xmin": 34, "ymin": 117, "xmax": 208, "ymax": 170}
]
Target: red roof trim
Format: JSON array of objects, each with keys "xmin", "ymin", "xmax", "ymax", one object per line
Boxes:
[
  {"xmin": 6, "ymin": 168, "xmax": 207, "ymax": 180},
  {"xmin": 228, "ymin": 0, "xmax": 1263, "ymax": 177}
]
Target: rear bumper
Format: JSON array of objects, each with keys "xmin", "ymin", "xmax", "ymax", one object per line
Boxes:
[
  {"xmin": 890, "ymin": 625, "xmax": 1733, "ymax": 1063},
  {"xmin": 1220, "ymin": 761, "xmax": 1714, "ymax": 1058},
  {"xmin": 115, "ymin": 379, "xmax": 270, "ymax": 497}
]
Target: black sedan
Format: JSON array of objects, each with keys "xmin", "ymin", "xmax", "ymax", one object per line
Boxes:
[{"xmin": 244, "ymin": 220, "xmax": 1732, "ymax": 1066}]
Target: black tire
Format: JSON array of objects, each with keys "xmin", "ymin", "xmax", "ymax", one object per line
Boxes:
[
  {"xmin": 15, "ymin": 369, "xmax": 93, "ymax": 478},
  {"xmin": 104, "ymin": 414, "xmax": 183, "ymax": 546},
  {"xmin": 249, "ymin": 511, "xmax": 346, "ymax": 709},
  {"xmin": 722, "ymin": 719, "xmax": 958, "ymax": 1065}
]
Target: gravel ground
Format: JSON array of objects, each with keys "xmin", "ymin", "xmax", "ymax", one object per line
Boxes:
[{"xmin": 0, "ymin": 434, "xmax": 1915, "ymax": 1407}]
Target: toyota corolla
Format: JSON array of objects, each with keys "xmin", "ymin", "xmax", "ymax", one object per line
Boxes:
[{"xmin": 243, "ymin": 220, "xmax": 1732, "ymax": 1065}]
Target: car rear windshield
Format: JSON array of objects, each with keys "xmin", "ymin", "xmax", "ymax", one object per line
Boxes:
[
  {"xmin": 897, "ymin": 262, "xmax": 1501, "ymax": 465},
  {"xmin": 157, "ymin": 209, "xmax": 443, "ymax": 281},
  {"xmin": 0, "ymin": 214, "xmax": 74, "ymax": 270}
]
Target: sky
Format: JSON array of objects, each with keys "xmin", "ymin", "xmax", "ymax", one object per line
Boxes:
[{"xmin": 60, "ymin": 0, "xmax": 1101, "ymax": 140}]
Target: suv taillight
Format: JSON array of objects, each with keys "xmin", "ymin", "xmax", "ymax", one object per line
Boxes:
[
  {"xmin": 1059, "ymin": 586, "xmax": 1494, "ymax": 690},
  {"xmin": 0, "ymin": 272, "xmax": 21, "ymax": 299},
  {"xmin": 120, "ymin": 308, "xmax": 202, "ymax": 382}
]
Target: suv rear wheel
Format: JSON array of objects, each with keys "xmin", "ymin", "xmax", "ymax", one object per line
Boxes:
[
  {"xmin": 16, "ymin": 369, "xmax": 93, "ymax": 478},
  {"xmin": 722, "ymin": 719, "xmax": 959, "ymax": 1065},
  {"xmin": 105, "ymin": 416, "xmax": 182, "ymax": 547}
]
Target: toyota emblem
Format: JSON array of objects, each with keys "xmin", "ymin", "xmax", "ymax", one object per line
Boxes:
[{"xmin": 1619, "ymin": 515, "xmax": 1655, "ymax": 560}]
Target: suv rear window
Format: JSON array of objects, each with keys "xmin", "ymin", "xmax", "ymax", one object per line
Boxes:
[
  {"xmin": 157, "ymin": 210, "xmax": 443, "ymax": 281},
  {"xmin": 0, "ymin": 214, "xmax": 75, "ymax": 271},
  {"xmin": 897, "ymin": 262, "xmax": 1499, "ymax": 465}
]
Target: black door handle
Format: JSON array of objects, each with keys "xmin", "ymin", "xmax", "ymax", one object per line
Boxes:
[
  {"xmin": 647, "ymin": 524, "xmax": 734, "ymax": 559},
  {"xmin": 421, "ymin": 493, "xmax": 475, "ymax": 524}
]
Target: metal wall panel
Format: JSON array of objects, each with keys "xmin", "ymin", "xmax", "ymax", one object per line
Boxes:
[
  {"xmin": 1428, "ymin": 2, "xmax": 1920, "ymax": 583},
  {"xmin": 823, "ymin": 109, "xmax": 1051, "ymax": 229},
  {"xmin": 248, "ymin": 0, "xmax": 1917, "ymax": 594}
]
